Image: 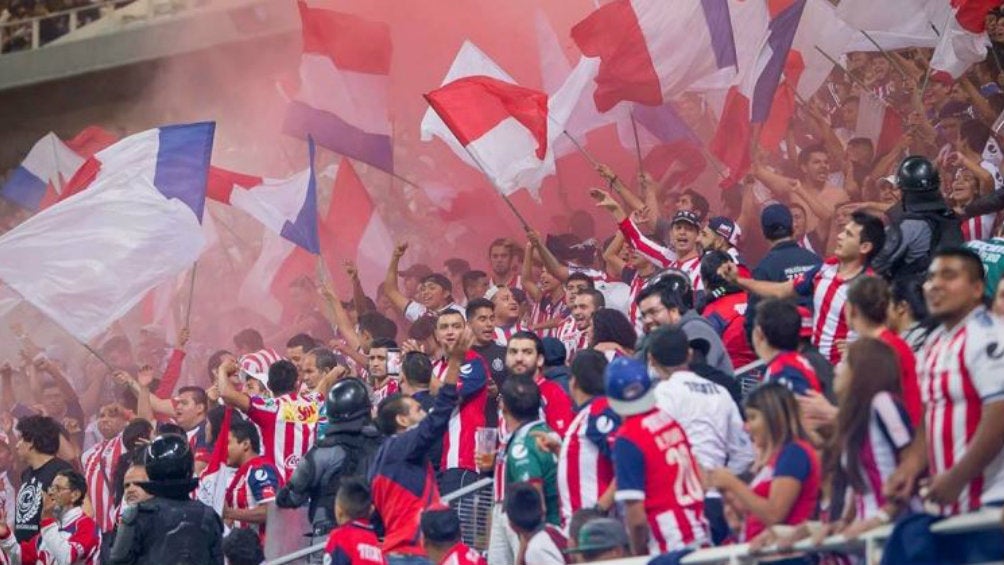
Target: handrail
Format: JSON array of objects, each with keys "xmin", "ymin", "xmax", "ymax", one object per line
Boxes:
[{"xmin": 263, "ymin": 477, "xmax": 494, "ymax": 565}]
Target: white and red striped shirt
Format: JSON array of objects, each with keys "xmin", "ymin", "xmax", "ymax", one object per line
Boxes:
[
  {"xmin": 0, "ymin": 507, "xmax": 98, "ymax": 565},
  {"xmin": 225, "ymin": 455, "xmax": 282, "ymax": 538},
  {"xmin": 793, "ymin": 258, "xmax": 870, "ymax": 365},
  {"xmin": 431, "ymin": 352, "xmax": 490, "ymax": 472},
  {"xmin": 81, "ymin": 435, "xmax": 125, "ymax": 533},
  {"xmin": 558, "ymin": 397, "xmax": 620, "ymax": 525},
  {"xmin": 919, "ymin": 306, "xmax": 1004, "ymax": 515},
  {"xmin": 673, "ymin": 254, "xmax": 703, "ymax": 292},
  {"xmin": 627, "ymin": 273, "xmax": 647, "ymax": 336},
  {"xmin": 530, "ymin": 293, "xmax": 569, "ymax": 339},
  {"xmin": 247, "ymin": 392, "xmax": 319, "ymax": 481},
  {"xmin": 493, "ymin": 322, "xmax": 531, "ymax": 347},
  {"xmin": 372, "ymin": 378, "xmax": 400, "ymax": 406},
  {"xmin": 961, "ymin": 213, "xmax": 998, "ymax": 242},
  {"xmin": 556, "ymin": 316, "xmax": 588, "ymax": 360},
  {"xmin": 848, "ymin": 392, "xmax": 915, "ymax": 522}
]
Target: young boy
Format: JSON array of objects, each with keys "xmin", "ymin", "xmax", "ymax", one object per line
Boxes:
[{"xmin": 323, "ymin": 478, "xmax": 386, "ymax": 565}]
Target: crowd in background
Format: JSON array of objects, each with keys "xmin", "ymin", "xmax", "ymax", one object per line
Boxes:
[{"xmin": 2, "ymin": 7, "xmax": 1004, "ymax": 565}]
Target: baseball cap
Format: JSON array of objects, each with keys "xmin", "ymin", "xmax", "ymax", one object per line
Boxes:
[
  {"xmin": 878, "ymin": 175, "xmax": 896, "ymax": 186},
  {"xmin": 420, "ymin": 504, "xmax": 461, "ymax": 543},
  {"xmin": 648, "ymin": 325, "xmax": 690, "ymax": 367},
  {"xmin": 671, "ymin": 209, "xmax": 701, "ymax": 229},
  {"xmin": 708, "ymin": 216, "xmax": 741, "ymax": 247},
  {"xmin": 542, "ymin": 337, "xmax": 567, "ymax": 367},
  {"xmin": 760, "ymin": 203, "xmax": 793, "ymax": 240},
  {"xmin": 398, "ymin": 263, "xmax": 433, "ymax": 279},
  {"xmin": 239, "ymin": 348, "xmax": 283, "ymax": 390},
  {"xmin": 564, "ymin": 518, "xmax": 629, "ymax": 555},
  {"xmin": 421, "ymin": 273, "xmax": 453, "ymax": 293}
]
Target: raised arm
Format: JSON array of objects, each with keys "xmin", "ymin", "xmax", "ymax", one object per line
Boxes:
[
  {"xmin": 383, "ymin": 242, "xmax": 411, "ymax": 314},
  {"xmin": 318, "ymin": 281, "xmax": 363, "ymax": 353},
  {"xmin": 617, "ymin": 210, "xmax": 675, "ymax": 269},
  {"xmin": 597, "ymin": 163, "xmax": 646, "ymax": 212},
  {"xmin": 216, "ymin": 359, "xmax": 250, "ymax": 413},
  {"xmin": 602, "ymin": 232, "xmax": 629, "ymax": 280},
  {"xmin": 344, "ymin": 261, "xmax": 374, "ymax": 314},
  {"xmin": 521, "ymin": 243, "xmax": 542, "ymax": 303},
  {"xmin": 526, "ymin": 228, "xmax": 570, "ymax": 282}
]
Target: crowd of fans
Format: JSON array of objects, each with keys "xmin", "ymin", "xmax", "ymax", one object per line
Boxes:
[
  {"xmin": 0, "ymin": 0, "xmax": 136, "ymax": 53},
  {"xmin": 3, "ymin": 9, "xmax": 1004, "ymax": 565}
]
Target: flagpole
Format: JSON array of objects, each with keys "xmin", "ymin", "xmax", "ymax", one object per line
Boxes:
[
  {"xmin": 183, "ymin": 261, "xmax": 198, "ymax": 329},
  {"xmin": 558, "ymin": 129, "xmax": 600, "ymax": 168},
  {"xmin": 919, "ymin": 11, "xmax": 955, "ymax": 98},
  {"xmin": 858, "ymin": 30, "xmax": 911, "ymax": 81},
  {"xmin": 629, "ymin": 112, "xmax": 644, "ymax": 174}
]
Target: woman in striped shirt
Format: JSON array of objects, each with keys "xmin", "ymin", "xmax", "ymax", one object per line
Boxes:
[{"xmin": 832, "ymin": 337, "xmax": 915, "ymax": 538}]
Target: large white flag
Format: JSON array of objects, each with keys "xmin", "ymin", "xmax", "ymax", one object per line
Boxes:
[{"xmin": 0, "ymin": 123, "xmax": 214, "ymax": 341}]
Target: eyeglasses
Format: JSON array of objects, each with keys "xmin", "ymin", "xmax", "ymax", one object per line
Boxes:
[{"xmin": 48, "ymin": 484, "xmax": 72, "ymax": 493}]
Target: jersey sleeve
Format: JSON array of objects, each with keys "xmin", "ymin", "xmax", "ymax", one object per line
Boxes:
[
  {"xmin": 966, "ymin": 314, "xmax": 1004, "ymax": 403},
  {"xmin": 618, "ymin": 218, "xmax": 675, "ymax": 268},
  {"xmin": 457, "ymin": 354, "xmax": 488, "ymax": 401},
  {"xmin": 324, "ymin": 543, "xmax": 354, "ymax": 565},
  {"xmin": 871, "ymin": 392, "xmax": 913, "ymax": 451},
  {"xmin": 791, "ymin": 263, "xmax": 822, "ymax": 298},
  {"xmin": 248, "ymin": 465, "xmax": 282, "ymax": 504},
  {"xmin": 613, "ymin": 436, "xmax": 646, "ymax": 502},
  {"xmin": 773, "ymin": 442, "xmax": 812, "ymax": 482},
  {"xmin": 704, "ymin": 311, "xmax": 728, "ymax": 336},
  {"xmin": 584, "ymin": 408, "xmax": 621, "ymax": 459},
  {"xmin": 768, "ymin": 366, "xmax": 816, "ymax": 396}
]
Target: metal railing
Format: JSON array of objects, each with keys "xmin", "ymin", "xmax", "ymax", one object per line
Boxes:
[
  {"xmin": 677, "ymin": 507, "xmax": 1003, "ymax": 565},
  {"xmin": 264, "ymin": 477, "xmax": 495, "ymax": 565}
]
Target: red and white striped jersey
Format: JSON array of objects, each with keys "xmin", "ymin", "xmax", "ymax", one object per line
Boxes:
[
  {"xmin": 556, "ymin": 316, "xmax": 588, "ymax": 360},
  {"xmin": 493, "ymin": 322, "xmax": 531, "ymax": 347},
  {"xmin": 961, "ymin": 213, "xmax": 998, "ymax": 242},
  {"xmin": 490, "ymin": 273, "xmax": 523, "ymax": 291},
  {"xmin": 225, "ymin": 455, "xmax": 282, "ymax": 539},
  {"xmin": 81, "ymin": 435, "xmax": 125, "ymax": 533},
  {"xmin": 530, "ymin": 293, "xmax": 569, "ymax": 339},
  {"xmin": 627, "ymin": 273, "xmax": 647, "ymax": 336},
  {"xmin": 793, "ymin": 258, "xmax": 870, "ymax": 365},
  {"xmin": 558, "ymin": 397, "xmax": 620, "ymax": 525},
  {"xmin": 673, "ymin": 254, "xmax": 703, "ymax": 292},
  {"xmin": 431, "ymin": 352, "xmax": 490, "ymax": 472},
  {"xmin": 247, "ymin": 392, "xmax": 319, "ymax": 481},
  {"xmin": 919, "ymin": 306, "xmax": 1004, "ymax": 515},
  {"xmin": 847, "ymin": 392, "xmax": 914, "ymax": 522},
  {"xmin": 0, "ymin": 507, "xmax": 99, "ymax": 565},
  {"xmin": 372, "ymin": 378, "xmax": 400, "ymax": 406}
]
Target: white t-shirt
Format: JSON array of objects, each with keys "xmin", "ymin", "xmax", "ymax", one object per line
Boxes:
[{"xmin": 654, "ymin": 370, "xmax": 754, "ymax": 475}]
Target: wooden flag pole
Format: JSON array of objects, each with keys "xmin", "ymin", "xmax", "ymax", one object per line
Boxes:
[
  {"xmin": 630, "ymin": 112, "xmax": 644, "ymax": 173},
  {"xmin": 183, "ymin": 261, "xmax": 198, "ymax": 329},
  {"xmin": 559, "ymin": 129, "xmax": 600, "ymax": 168}
]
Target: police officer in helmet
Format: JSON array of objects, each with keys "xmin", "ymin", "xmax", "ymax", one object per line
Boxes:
[
  {"xmin": 108, "ymin": 433, "xmax": 223, "ymax": 565},
  {"xmin": 276, "ymin": 378, "xmax": 382, "ymax": 553},
  {"xmin": 874, "ymin": 155, "xmax": 963, "ymax": 280}
]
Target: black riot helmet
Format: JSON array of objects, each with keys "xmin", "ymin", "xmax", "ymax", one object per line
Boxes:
[
  {"xmin": 325, "ymin": 378, "xmax": 371, "ymax": 425},
  {"xmin": 141, "ymin": 434, "xmax": 198, "ymax": 499},
  {"xmin": 896, "ymin": 155, "xmax": 940, "ymax": 192},
  {"xmin": 145, "ymin": 433, "xmax": 194, "ymax": 481}
]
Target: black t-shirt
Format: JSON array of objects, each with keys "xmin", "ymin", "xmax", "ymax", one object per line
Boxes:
[{"xmin": 15, "ymin": 457, "xmax": 74, "ymax": 542}]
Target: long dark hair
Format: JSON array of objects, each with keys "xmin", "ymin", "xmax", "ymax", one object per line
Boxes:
[
  {"xmin": 590, "ymin": 308, "xmax": 637, "ymax": 350},
  {"xmin": 835, "ymin": 338, "xmax": 902, "ymax": 492},
  {"xmin": 744, "ymin": 383, "xmax": 808, "ymax": 457}
]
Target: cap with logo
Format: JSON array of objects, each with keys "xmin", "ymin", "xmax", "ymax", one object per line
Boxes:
[
  {"xmin": 671, "ymin": 209, "xmax": 701, "ymax": 229},
  {"xmin": 563, "ymin": 518, "xmax": 630, "ymax": 555},
  {"xmin": 708, "ymin": 216, "xmax": 741, "ymax": 247}
]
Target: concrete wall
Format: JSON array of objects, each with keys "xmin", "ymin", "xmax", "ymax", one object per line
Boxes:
[{"xmin": 0, "ymin": 0, "xmax": 299, "ymax": 171}]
